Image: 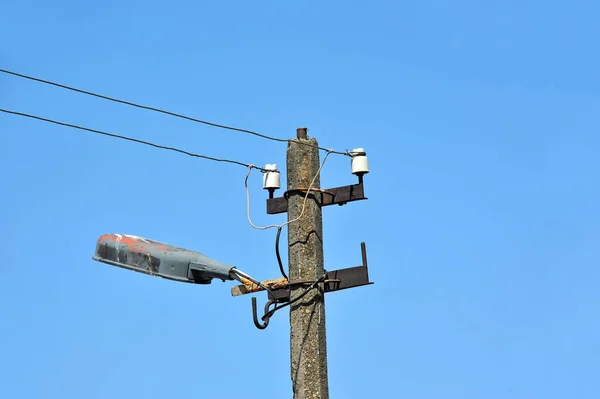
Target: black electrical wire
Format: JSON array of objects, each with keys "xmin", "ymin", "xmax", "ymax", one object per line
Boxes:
[
  {"xmin": 263, "ymin": 273, "xmax": 327, "ymax": 321},
  {"xmin": 275, "ymin": 226, "xmax": 288, "ymax": 280},
  {"xmin": 0, "ymin": 108, "xmax": 265, "ymax": 171},
  {"xmin": 0, "ymin": 68, "xmax": 350, "ymax": 156}
]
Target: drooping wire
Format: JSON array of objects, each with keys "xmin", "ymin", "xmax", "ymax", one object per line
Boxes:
[
  {"xmin": 279, "ymin": 150, "xmax": 332, "ymax": 229},
  {"xmin": 244, "ymin": 151, "xmax": 333, "ymax": 279},
  {"xmin": 0, "ymin": 68, "xmax": 350, "ymax": 156},
  {"xmin": 275, "ymin": 226, "xmax": 287, "ymax": 280},
  {"xmin": 0, "ymin": 108, "xmax": 265, "ymax": 171},
  {"xmin": 245, "ymin": 166, "xmax": 279, "ymax": 230},
  {"xmin": 245, "ymin": 150, "xmax": 332, "ymax": 231},
  {"xmin": 244, "ymin": 166, "xmax": 286, "ymax": 278}
]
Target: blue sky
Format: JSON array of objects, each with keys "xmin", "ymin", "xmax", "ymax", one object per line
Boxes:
[{"xmin": 1, "ymin": 1, "xmax": 599, "ymax": 398}]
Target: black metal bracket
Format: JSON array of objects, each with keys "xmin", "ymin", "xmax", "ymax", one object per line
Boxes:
[
  {"xmin": 252, "ymin": 297, "xmax": 276, "ymax": 330},
  {"xmin": 266, "ymin": 183, "xmax": 368, "ymax": 215},
  {"xmin": 267, "ymin": 242, "xmax": 373, "ymax": 302}
]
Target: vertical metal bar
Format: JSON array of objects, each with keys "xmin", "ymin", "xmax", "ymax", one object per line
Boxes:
[{"xmin": 361, "ymin": 242, "xmax": 368, "ymax": 267}]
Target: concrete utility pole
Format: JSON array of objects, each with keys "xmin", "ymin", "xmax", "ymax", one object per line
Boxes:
[
  {"xmin": 230, "ymin": 126, "xmax": 371, "ymax": 396},
  {"xmin": 287, "ymin": 127, "xmax": 329, "ymax": 399}
]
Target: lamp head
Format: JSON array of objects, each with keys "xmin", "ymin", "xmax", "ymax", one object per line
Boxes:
[{"xmin": 93, "ymin": 234, "xmax": 235, "ymax": 284}]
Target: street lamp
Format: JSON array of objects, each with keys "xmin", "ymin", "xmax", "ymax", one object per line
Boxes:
[
  {"xmin": 92, "ymin": 233, "xmax": 262, "ymax": 287},
  {"xmin": 93, "ymin": 234, "xmax": 373, "ymax": 331}
]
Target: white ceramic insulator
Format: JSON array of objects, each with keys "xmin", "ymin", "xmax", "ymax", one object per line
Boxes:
[
  {"xmin": 262, "ymin": 164, "xmax": 281, "ymax": 190},
  {"xmin": 351, "ymin": 148, "xmax": 370, "ymax": 175}
]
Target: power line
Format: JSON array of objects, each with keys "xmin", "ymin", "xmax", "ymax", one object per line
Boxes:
[
  {"xmin": 0, "ymin": 68, "xmax": 350, "ymax": 156},
  {"xmin": 0, "ymin": 108, "xmax": 265, "ymax": 171}
]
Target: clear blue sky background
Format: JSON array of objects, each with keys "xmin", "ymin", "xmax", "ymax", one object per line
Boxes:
[{"xmin": 1, "ymin": 1, "xmax": 599, "ymax": 398}]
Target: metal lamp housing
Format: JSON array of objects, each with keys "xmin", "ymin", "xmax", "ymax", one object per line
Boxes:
[{"xmin": 93, "ymin": 234, "xmax": 235, "ymax": 284}]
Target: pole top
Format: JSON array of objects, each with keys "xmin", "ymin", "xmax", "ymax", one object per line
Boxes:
[{"xmin": 296, "ymin": 127, "xmax": 308, "ymax": 139}]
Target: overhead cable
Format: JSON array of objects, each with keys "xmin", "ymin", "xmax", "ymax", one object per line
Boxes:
[
  {"xmin": 0, "ymin": 68, "xmax": 350, "ymax": 156},
  {"xmin": 0, "ymin": 108, "xmax": 265, "ymax": 171}
]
